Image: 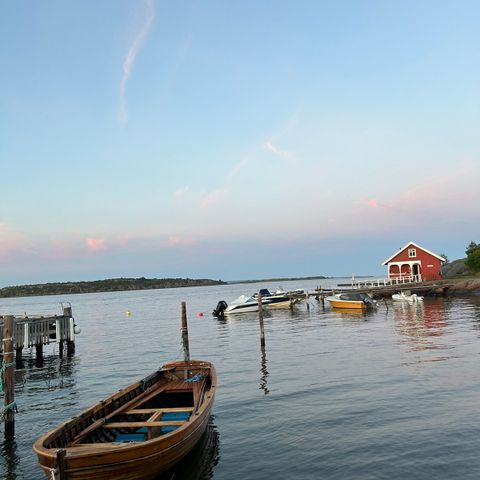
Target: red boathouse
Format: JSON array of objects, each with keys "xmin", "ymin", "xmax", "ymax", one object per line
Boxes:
[{"xmin": 382, "ymin": 241, "xmax": 445, "ymax": 282}]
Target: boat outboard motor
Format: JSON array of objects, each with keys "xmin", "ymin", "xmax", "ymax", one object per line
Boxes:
[
  {"xmin": 361, "ymin": 294, "xmax": 377, "ymax": 310},
  {"xmin": 212, "ymin": 300, "xmax": 228, "ymax": 317}
]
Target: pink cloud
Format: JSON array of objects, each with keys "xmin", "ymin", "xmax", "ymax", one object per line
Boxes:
[
  {"xmin": 366, "ymin": 198, "xmax": 392, "ymax": 210},
  {"xmin": 0, "ymin": 223, "xmax": 25, "ymax": 258},
  {"xmin": 86, "ymin": 238, "xmax": 106, "ymax": 252},
  {"xmin": 165, "ymin": 235, "xmax": 194, "ymax": 247}
]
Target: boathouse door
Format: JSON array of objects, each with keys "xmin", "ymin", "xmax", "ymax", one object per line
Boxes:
[{"xmin": 412, "ymin": 264, "xmax": 421, "ymax": 281}]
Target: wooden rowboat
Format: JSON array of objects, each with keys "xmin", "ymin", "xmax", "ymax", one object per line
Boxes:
[{"xmin": 33, "ymin": 360, "xmax": 216, "ymax": 480}]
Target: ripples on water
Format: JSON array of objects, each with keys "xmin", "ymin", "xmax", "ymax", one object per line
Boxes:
[{"xmin": 2, "ymin": 280, "xmax": 480, "ymax": 479}]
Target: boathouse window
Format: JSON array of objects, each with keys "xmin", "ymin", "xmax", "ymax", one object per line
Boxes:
[{"xmin": 408, "ymin": 248, "xmax": 416, "ymax": 258}]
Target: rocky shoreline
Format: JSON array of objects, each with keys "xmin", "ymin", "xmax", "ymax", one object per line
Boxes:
[{"xmin": 442, "ymin": 277, "xmax": 480, "ymax": 296}]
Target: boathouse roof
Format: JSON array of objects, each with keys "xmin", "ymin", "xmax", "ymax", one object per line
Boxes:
[{"xmin": 382, "ymin": 241, "xmax": 446, "ymax": 265}]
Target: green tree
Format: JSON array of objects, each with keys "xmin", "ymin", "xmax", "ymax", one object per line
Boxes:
[
  {"xmin": 440, "ymin": 253, "xmax": 449, "ymax": 264},
  {"xmin": 465, "ymin": 241, "xmax": 480, "ymax": 273},
  {"xmin": 465, "ymin": 241, "xmax": 479, "ymax": 256}
]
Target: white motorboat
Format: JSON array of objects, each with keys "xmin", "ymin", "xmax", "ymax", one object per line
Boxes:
[
  {"xmin": 392, "ymin": 291, "xmax": 424, "ymax": 303},
  {"xmin": 212, "ymin": 288, "xmax": 299, "ymax": 316}
]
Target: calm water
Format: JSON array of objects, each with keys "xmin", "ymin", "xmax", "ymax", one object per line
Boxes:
[{"xmin": 2, "ymin": 279, "xmax": 480, "ymax": 480}]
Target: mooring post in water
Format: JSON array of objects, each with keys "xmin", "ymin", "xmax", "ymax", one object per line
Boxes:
[
  {"xmin": 15, "ymin": 346, "xmax": 23, "ymax": 370},
  {"xmin": 3, "ymin": 315, "xmax": 16, "ymax": 440},
  {"xmin": 35, "ymin": 344, "xmax": 43, "ymax": 367},
  {"xmin": 181, "ymin": 302, "xmax": 190, "ymax": 362},
  {"xmin": 258, "ymin": 292, "xmax": 266, "ymax": 347}
]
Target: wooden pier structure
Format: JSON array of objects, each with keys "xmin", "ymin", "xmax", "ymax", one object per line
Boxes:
[
  {"xmin": 0, "ymin": 304, "xmax": 78, "ymax": 368},
  {"xmin": 1, "ymin": 305, "xmax": 78, "ymax": 439},
  {"xmin": 311, "ymin": 280, "xmax": 452, "ymax": 301}
]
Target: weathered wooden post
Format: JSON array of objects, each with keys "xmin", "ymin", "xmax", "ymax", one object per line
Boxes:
[
  {"xmin": 15, "ymin": 346, "xmax": 23, "ymax": 369},
  {"xmin": 35, "ymin": 344, "xmax": 43, "ymax": 367},
  {"xmin": 2, "ymin": 315, "xmax": 16, "ymax": 440},
  {"xmin": 258, "ymin": 292, "xmax": 265, "ymax": 347},
  {"xmin": 180, "ymin": 302, "xmax": 190, "ymax": 362}
]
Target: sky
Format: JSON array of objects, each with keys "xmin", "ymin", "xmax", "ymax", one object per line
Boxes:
[{"xmin": 1, "ymin": 1, "xmax": 480, "ymax": 287}]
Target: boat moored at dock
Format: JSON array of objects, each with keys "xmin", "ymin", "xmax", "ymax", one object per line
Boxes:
[
  {"xmin": 392, "ymin": 291, "xmax": 424, "ymax": 303},
  {"xmin": 326, "ymin": 292, "xmax": 377, "ymax": 310},
  {"xmin": 212, "ymin": 288, "xmax": 302, "ymax": 316}
]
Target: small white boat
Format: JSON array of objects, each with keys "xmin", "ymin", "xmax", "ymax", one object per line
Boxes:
[{"xmin": 392, "ymin": 291, "xmax": 424, "ymax": 303}]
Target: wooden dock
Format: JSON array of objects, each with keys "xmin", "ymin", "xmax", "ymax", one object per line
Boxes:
[
  {"xmin": 0, "ymin": 305, "xmax": 78, "ymax": 368},
  {"xmin": 311, "ymin": 280, "xmax": 452, "ymax": 299}
]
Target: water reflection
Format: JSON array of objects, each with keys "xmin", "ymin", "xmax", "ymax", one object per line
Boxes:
[
  {"xmin": 158, "ymin": 420, "xmax": 220, "ymax": 480},
  {"xmin": 259, "ymin": 344, "xmax": 270, "ymax": 395},
  {"xmin": 393, "ymin": 300, "xmax": 449, "ymax": 359},
  {"xmin": 0, "ymin": 440, "xmax": 20, "ymax": 480},
  {"xmin": 23, "ymin": 354, "xmax": 77, "ymax": 393}
]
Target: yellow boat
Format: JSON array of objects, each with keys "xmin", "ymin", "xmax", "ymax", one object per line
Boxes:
[{"xmin": 326, "ymin": 293, "xmax": 376, "ymax": 310}]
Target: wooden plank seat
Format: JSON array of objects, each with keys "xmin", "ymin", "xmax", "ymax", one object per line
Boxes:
[
  {"xmin": 126, "ymin": 407, "xmax": 194, "ymax": 415},
  {"xmin": 104, "ymin": 421, "xmax": 187, "ymax": 428},
  {"xmin": 106, "ymin": 411, "xmax": 191, "ymax": 441}
]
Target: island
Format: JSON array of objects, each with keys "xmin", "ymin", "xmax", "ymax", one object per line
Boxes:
[{"xmin": 0, "ymin": 277, "xmax": 227, "ymax": 298}]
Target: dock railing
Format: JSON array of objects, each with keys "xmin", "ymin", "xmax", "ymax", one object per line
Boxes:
[{"xmin": 344, "ymin": 274, "xmax": 422, "ymax": 289}]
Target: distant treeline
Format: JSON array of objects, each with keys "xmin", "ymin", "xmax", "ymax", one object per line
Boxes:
[{"xmin": 0, "ymin": 277, "xmax": 227, "ymax": 298}]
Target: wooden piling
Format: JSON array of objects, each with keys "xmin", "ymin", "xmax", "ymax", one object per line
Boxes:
[
  {"xmin": 258, "ymin": 292, "xmax": 265, "ymax": 347},
  {"xmin": 180, "ymin": 302, "xmax": 190, "ymax": 362},
  {"xmin": 58, "ymin": 340, "xmax": 64, "ymax": 359},
  {"xmin": 35, "ymin": 344, "xmax": 43, "ymax": 367},
  {"xmin": 66, "ymin": 340, "xmax": 75, "ymax": 357},
  {"xmin": 3, "ymin": 315, "xmax": 15, "ymax": 440},
  {"xmin": 15, "ymin": 347, "xmax": 23, "ymax": 369}
]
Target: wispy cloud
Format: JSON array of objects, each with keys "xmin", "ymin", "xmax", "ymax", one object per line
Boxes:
[
  {"xmin": 201, "ymin": 188, "xmax": 226, "ymax": 209},
  {"xmin": 173, "ymin": 186, "xmax": 189, "ymax": 198},
  {"xmin": 164, "ymin": 235, "xmax": 195, "ymax": 247},
  {"xmin": 227, "ymin": 156, "xmax": 250, "ymax": 181},
  {"xmin": 365, "ymin": 198, "xmax": 392, "ymax": 210},
  {"xmin": 263, "ymin": 141, "xmax": 292, "ymax": 159},
  {"xmin": 118, "ymin": 0, "xmax": 156, "ymax": 126},
  {"xmin": 86, "ymin": 238, "xmax": 106, "ymax": 252}
]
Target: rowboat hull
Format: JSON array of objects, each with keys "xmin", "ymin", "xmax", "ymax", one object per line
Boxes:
[{"xmin": 33, "ymin": 360, "xmax": 216, "ymax": 480}]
